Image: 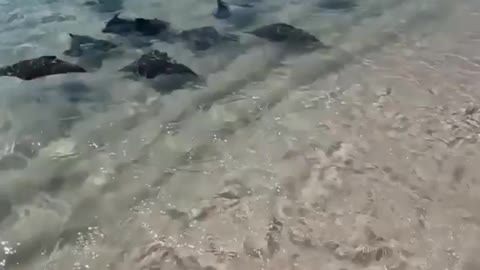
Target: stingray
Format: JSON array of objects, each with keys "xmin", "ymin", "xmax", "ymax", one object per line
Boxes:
[
  {"xmin": 213, "ymin": 0, "xmax": 258, "ymax": 30},
  {"xmin": 64, "ymin": 33, "xmax": 117, "ymax": 57},
  {"xmin": 247, "ymin": 23, "xmax": 329, "ymax": 49},
  {"xmin": 178, "ymin": 26, "xmax": 238, "ymax": 51},
  {"xmin": 119, "ymin": 50, "xmax": 197, "ymax": 79},
  {"xmin": 102, "ymin": 13, "xmax": 171, "ymax": 37},
  {"xmin": 214, "ymin": 0, "xmax": 254, "ymax": 19},
  {"xmin": 63, "ymin": 33, "xmax": 119, "ymax": 69},
  {"xmin": 0, "ymin": 56, "xmax": 87, "ymax": 80},
  {"xmin": 119, "ymin": 50, "xmax": 198, "ymax": 94}
]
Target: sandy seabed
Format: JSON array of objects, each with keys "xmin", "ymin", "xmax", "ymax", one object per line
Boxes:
[{"xmin": 1, "ymin": 0, "xmax": 480, "ymax": 269}]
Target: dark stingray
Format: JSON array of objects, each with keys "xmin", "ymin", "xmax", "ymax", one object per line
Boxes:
[
  {"xmin": 247, "ymin": 23, "xmax": 329, "ymax": 49},
  {"xmin": 119, "ymin": 50, "xmax": 198, "ymax": 94},
  {"xmin": 64, "ymin": 33, "xmax": 117, "ymax": 57},
  {"xmin": 213, "ymin": 0, "xmax": 258, "ymax": 30},
  {"xmin": 119, "ymin": 50, "xmax": 197, "ymax": 79},
  {"xmin": 318, "ymin": 0, "xmax": 357, "ymax": 11},
  {"xmin": 214, "ymin": 0, "xmax": 255, "ymax": 19},
  {"xmin": 102, "ymin": 13, "xmax": 171, "ymax": 37},
  {"xmin": 178, "ymin": 26, "xmax": 238, "ymax": 51},
  {"xmin": 63, "ymin": 33, "xmax": 119, "ymax": 69},
  {"xmin": 0, "ymin": 56, "xmax": 87, "ymax": 80}
]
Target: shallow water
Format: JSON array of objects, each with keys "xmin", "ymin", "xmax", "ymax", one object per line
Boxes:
[{"xmin": 1, "ymin": 0, "xmax": 480, "ymax": 269}]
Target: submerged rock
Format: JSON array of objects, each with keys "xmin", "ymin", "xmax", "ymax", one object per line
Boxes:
[
  {"xmin": 119, "ymin": 50, "xmax": 197, "ymax": 79},
  {"xmin": 102, "ymin": 13, "xmax": 170, "ymax": 37},
  {"xmin": 248, "ymin": 23, "xmax": 329, "ymax": 49},
  {"xmin": 179, "ymin": 26, "xmax": 238, "ymax": 51},
  {"xmin": 0, "ymin": 56, "xmax": 87, "ymax": 80}
]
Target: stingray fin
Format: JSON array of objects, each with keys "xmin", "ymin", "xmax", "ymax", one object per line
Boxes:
[{"xmin": 215, "ymin": 0, "xmax": 231, "ymax": 19}]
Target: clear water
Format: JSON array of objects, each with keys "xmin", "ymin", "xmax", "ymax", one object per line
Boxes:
[{"xmin": 1, "ymin": 0, "xmax": 480, "ymax": 269}]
